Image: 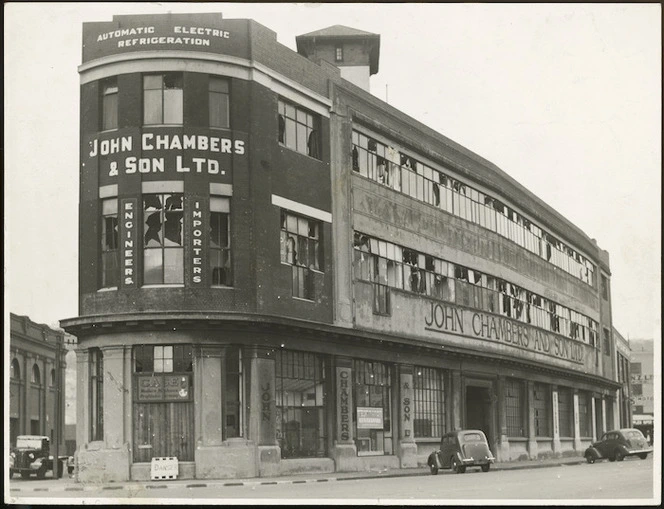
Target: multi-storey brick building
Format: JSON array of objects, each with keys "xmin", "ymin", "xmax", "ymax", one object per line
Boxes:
[
  {"xmin": 61, "ymin": 12, "xmax": 621, "ymax": 482},
  {"xmin": 9, "ymin": 313, "xmax": 67, "ymax": 449},
  {"xmin": 613, "ymin": 327, "xmax": 632, "ymax": 429}
]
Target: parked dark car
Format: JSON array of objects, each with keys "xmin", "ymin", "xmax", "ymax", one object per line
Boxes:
[
  {"xmin": 9, "ymin": 435, "xmax": 69, "ymax": 479},
  {"xmin": 427, "ymin": 429, "xmax": 495, "ymax": 474},
  {"xmin": 584, "ymin": 428, "xmax": 652, "ymax": 463}
]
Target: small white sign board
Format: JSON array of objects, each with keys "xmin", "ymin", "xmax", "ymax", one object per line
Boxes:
[{"xmin": 150, "ymin": 456, "xmax": 179, "ymax": 480}]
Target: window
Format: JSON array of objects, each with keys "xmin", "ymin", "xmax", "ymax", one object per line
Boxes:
[
  {"xmin": 280, "ymin": 210, "xmax": 322, "ymax": 300},
  {"xmin": 353, "ymin": 360, "xmax": 392, "ymax": 455},
  {"xmin": 143, "ymin": 73, "xmax": 183, "ymax": 125},
  {"xmin": 601, "ymin": 275, "xmax": 608, "ymax": 300},
  {"xmin": 275, "ymin": 350, "xmax": 327, "ymax": 458},
  {"xmin": 224, "ymin": 347, "xmax": 243, "ymax": 439},
  {"xmin": 132, "ymin": 345, "xmax": 194, "ymax": 462},
  {"xmin": 278, "ymin": 99, "xmax": 320, "ymax": 159},
  {"xmin": 31, "ymin": 364, "xmax": 41, "ymax": 385},
  {"xmin": 100, "ymin": 198, "xmax": 119, "ymax": 288},
  {"xmin": 50, "ymin": 369, "xmax": 56, "ymax": 387},
  {"xmin": 533, "ymin": 383, "xmax": 550, "ymax": 436},
  {"xmin": 505, "ymin": 379, "xmax": 525, "ymax": 437},
  {"xmin": 90, "ymin": 348, "xmax": 103, "ymax": 441},
  {"xmin": 557, "ymin": 388, "xmax": 573, "ymax": 437},
  {"xmin": 209, "ymin": 76, "xmax": 230, "ymax": 128},
  {"xmin": 335, "ymin": 46, "xmax": 344, "ymax": 62},
  {"xmin": 11, "ymin": 359, "xmax": 20, "ymax": 380},
  {"xmin": 143, "ymin": 193, "xmax": 184, "ymax": 284},
  {"xmin": 210, "ymin": 197, "xmax": 232, "ymax": 286},
  {"xmin": 413, "ymin": 367, "xmax": 446, "ymax": 438},
  {"xmin": 603, "ymin": 327, "xmax": 611, "ymax": 355},
  {"xmin": 101, "ymin": 77, "xmax": 118, "ymax": 130}
]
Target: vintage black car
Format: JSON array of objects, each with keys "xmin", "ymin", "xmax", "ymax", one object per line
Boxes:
[
  {"xmin": 10, "ymin": 435, "xmax": 69, "ymax": 479},
  {"xmin": 427, "ymin": 429, "xmax": 495, "ymax": 474},
  {"xmin": 584, "ymin": 428, "xmax": 652, "ymax": 463}
]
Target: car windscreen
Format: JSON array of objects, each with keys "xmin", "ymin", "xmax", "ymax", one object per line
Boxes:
[
  {"xmin": 16, "ymin": 438, "xmax": 43, "ymax": 449},
  {"xmin": 624, "ymin": 430, "xmax": 644, "ymax": 439},
  {"xmin": 461, "ymin": 433, "xmax": 484, "ymax": 442}
]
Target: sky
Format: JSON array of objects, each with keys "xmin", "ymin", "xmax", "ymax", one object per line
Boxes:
[{"xmin": 4, "ymin": 2, "xmax": 661, "ymax": 342}]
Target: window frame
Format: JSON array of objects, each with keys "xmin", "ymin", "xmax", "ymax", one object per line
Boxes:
[
  {"xmin": 280, "ymin": 209, "xmax": 323, "ymax": 301},
  {"xmin": 278, "ymin": 99, "xmax": 321, "ymax": 159},
  {"xmin": 90, "ymin": 348, "xmax": 104, "ymax": 442},
  {"xmin": 100, "ymin": 76, "xmax": 118, "ymax": 131},
  {"xmin": 413, "ymin": 367, "xmax": 446, "ymax": 439},
  {"xmin": 143, "ymin": 72, "xmax": 184, "ymax": 126},
  {"xmin": 210, "ymin": 196, "xmax": 233, "ymax": 287},
  {"xmin": 208, "ymin": 76, "xmax": 230, "ymax": 129},
  {"xmin": 143, "ymin": 193, "xmax": 184, "ymax": 286},
  {"xmin": 100, "ymin": 198, "xmax": 119, "ymax": 289}
]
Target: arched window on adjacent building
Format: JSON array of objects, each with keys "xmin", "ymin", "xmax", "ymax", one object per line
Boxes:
[
  {"xmin": 11, "ymin": 359, "xmax": 21, "ymax": 380},
  {"xmin": 50, "ymin": 369, "xmax": 56, "ymax": 387},
  {"xmin": 31, "ymin": 364, "xmax": 41, "ymax": 385}
]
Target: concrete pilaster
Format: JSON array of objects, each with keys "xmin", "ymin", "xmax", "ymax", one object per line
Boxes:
[
  {"xmin": 591, "ymin": 397, "xmax": 597, "ymax": 442},
  {"xmin": 248, "ymin": 348, "xmax": 279, "ymax": 477},
  {"xmin": 451, "ymin": 370, "xmax": 462, "ymax": 431},
  {"xmin": 551, "ymin": 388, "xmax": 561, "ymax": 457},
  {"xmin": 601, "ymin": 398, "xmax": 607, "ymax": 435},
  {"xmin": 526, "ymin": 380, "xmax": 538, "ymax": 459},
  {"xmin": 333, "ymin": 357, "xmax": 357, "ymax": 471},
  {"xmin": 573, "ymin": 390, "xmax": 582, "ymax": 451},
  {"xmin": 495, "ymin": 375, "xmax": 509, "ymax": 461},
  {"xmin": 397, "ymin": 365, "xmax": 417, "ymax": 468}
]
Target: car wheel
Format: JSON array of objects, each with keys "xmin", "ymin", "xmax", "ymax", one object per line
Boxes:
[
  {"xmin": 21, "ymin": 471, "xmax": 31, "ymax": 479},
  {"xmin": 614, "ymin": 449, "xmax": 625, "ymax": 462},
  {"xmin": 430, "ymin": 464, "xmax": 439, "ymax": 475},
  {"xmin": 36, "ymin": 465, "xmax": 47, "ymax": 480},
  {"xmin": 608, "ymin": 455, "xmax": 616, "ymax": 462},
  {"xmin": 451, "ymin": 457, "xmax": 465, "ymax": 474},
  {"xmin": 585, "ymin": 453, "xmax": 596, "ymax": 464},
  {"xmin": 481, "ymin": 464, "xmax": 491, "ymax": 472},
  {"xmin": 638, "ymin": 453, "xmax": 648, "ymax": 460}
]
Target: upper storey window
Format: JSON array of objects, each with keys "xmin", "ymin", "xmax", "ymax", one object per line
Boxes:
[
  {"xmin": 143, "ymin": 73, "xmax": 183, "ymax": 125},
  {"xmin": 209, "ymin": 77, "xmax": 230, "ymax": 129},
  {"xmin": 351, "ymin": 129, "xmax": 596, "ymax": 287},
  {"xmin": 210, "ymin": 196, "xmax": 232, "ymax": 286},
  {"xmin": 143, "ymin": 193, "xmax": 184, "ymax": 285},
  {"xmin": 100, "ymin": 198, "xmax": 119, "ymax": 289},
  {"xmin": 335, "ymin": 46, "xmax": 344, "ymax": 62},
  {"xmin": 278, "ymin": 99, "xmax": 321, "ymax": 159},
  {"xmin": 101, "ymin": 77, "xmax": 118, "ymax": 131},
  {"xmin": 280, "ymin": 209, "xmax": 323, "ymax": 300}
]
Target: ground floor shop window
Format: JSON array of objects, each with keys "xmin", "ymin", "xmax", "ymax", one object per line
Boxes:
[
  {"xmin": 132, "ymin": 345, "xmax": 194, "ymax": 462},
  {"xmin": 578, "ymin": 392, "xmax": 591, "ymax": 437},
  {"xmin": 224, "ymin": 347, "xmax": 243, "ymax": 439},
  {"xmin": 505, "ymin": 379, "xmax": 525, "ymax": 437},
  {"xmin": 353, "ymin": 360, "xmax": 392, "ymax": 455},
  {"xmin": 533, "ymin": 383, "xmax": 550, "ymax": 436},
  {"xmin": 90, "ymin": 348, "xmax": 104, "ymax": 441},
  {"xmin": 275, "ymin": 350, "xmax": 327, "ymax": 458},
  {"xmin": 557, "ymin": 388, "xmax": 573, "ymax": 437},
  {"xmin": 413, "ymin": 367, "xmax": 445, "ymax": 438}
]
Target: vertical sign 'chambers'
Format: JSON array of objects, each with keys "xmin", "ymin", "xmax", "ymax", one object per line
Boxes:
[{"xmin": 120, "ymin": 198, "xmax": 138, "ymax": 288}]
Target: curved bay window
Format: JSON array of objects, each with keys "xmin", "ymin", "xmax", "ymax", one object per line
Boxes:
[
  {"xmin": 413, "ymin": 367, "xmax": 446, "ymax": 438},
  {"xmin": 275, "ymin": 350, "xmax": 327, "ymax": 458},
  {"xmin": 132, "ymin": 345, "xmax": 194, "ymax": 462},
  {"xmin": 143, "ymin": 193, "xmax": 184, "ymax": 285},
  {"xmin": 353, "ymin": 360, "xmax": 392, "ymax": 455}
]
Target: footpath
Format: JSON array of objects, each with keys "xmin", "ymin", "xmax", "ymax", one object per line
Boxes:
[{"xmin": 8, "ymin": 457, "xmax": 586, "ymax": 495}]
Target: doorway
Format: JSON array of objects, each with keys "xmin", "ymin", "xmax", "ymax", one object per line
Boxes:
[{"xmin": 465, "ymin": 385, "xmax": 494, "ymax": 445}]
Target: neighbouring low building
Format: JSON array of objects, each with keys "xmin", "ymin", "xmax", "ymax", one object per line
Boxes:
[
  {"xmin": 61, "ymin": 12, "xmax": 621, "ymax": 482},
  {"xmin": 629, "ymin": 339, "xmax": 654, "ymax": 441},
  {"xmin": 613, "ymin": 327, "xmax": 632, "ymax": 429}
]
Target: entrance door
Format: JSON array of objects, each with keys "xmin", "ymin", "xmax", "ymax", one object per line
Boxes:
[{"xmin": 465, "ymin": 386, "xmax": 493, "ymax": 446}]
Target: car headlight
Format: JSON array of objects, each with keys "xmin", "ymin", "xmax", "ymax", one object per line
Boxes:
[
  {"xmin": 10, "ymin": 452, "xmax": 16, "ymax": 458},
  {"xmin": 28, "ymin": 453, "xmax": 34, "ymax": 460}
]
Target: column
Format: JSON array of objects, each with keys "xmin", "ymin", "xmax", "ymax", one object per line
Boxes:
[
  {"xmin": 551, "ymin": 387, "xmax": 561, "ymax": 457},
  {"xmin": 572, "ymin": 390, "xmax": 582, "ymax": 452},
  {"xmin": 74, "ymin": 349, "xmax": 90, "ymax": 451},
  {"xmin": 451, "ymin": 370, "xmax": 462, "ymax": 431},
  {"xmin": 194, "ymin": 345, "xmax": 225, "ymax": 478},
  {"xmin": 248, "ymin": 347, "xmax": 278, "ymax": 477},
  {"xmin": 333, "ymin": 356, "xmax": 357, "ymax": 472},
  {"xmin": 526, "ymin": 380, "xmax": 538, "ymax": 459},
  {"xmin": 495, "ymin": 375, "xmax": 509, "ymax": 462},
  {"xmin": 590, "ymin": 397, "xmax": 597, "ymax": 442},
  {"xmin": 397, "ymin": 365, "xmax": 417, "ymax": 468},
  {"xmin": 601, "ymin": 398, "xmax": 607, "ymax": 434}
]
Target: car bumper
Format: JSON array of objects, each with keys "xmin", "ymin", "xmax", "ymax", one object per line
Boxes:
[
  {"xmin": 627, "ymin": 448, "xmax": 653, "ymax": 455},
  {"xmin": 461, "ymin": 457, "xmax": 494, "ymax": 465}
]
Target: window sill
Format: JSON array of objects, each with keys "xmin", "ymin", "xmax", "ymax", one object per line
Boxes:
[
  {"xmin": 211, "ymin": 285, "xmax": 234, "ymax": 289},
  {"xmin": 99, "ymin": 127, "xmax": 119, "ymax": 134},
  {"xmin": 97, "ymin": 287, "xmax": 118, "ymax": 292},
  {"xmin": 278, "ymin": 143, "xmax": 322, "ymax": 162},
  {"xmin": 292, "ymin": 296, "xmax": 315, "ymax": 303},
  {"xmin": 142, "ymin": 123, "xmax": 184, "ymax": 128}
]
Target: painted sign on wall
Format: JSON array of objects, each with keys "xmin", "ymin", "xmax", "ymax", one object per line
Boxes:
[
  {"xmin": 120, "ymin": 198, "xmax": 138, "ymax": 288},
  {"xmin": 336, "ymin": 367, "xmax": 352, "ymax": 442},
  {"xmin": 423, "ymin": 300, "xmax": 586, "ymax": 365},
  {"xmin": 136, "ymin": 374, "xmax": 191, "ymax": 402},
  {"xmin": 82, "ymin": 13, "xmax": 250, "ymax": 63}
]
